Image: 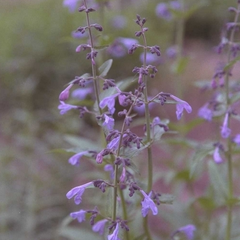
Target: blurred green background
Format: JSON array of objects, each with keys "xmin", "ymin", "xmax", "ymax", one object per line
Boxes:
[{"xmin": 0, "ymin": 0, "xmax": 238, "ymax": 239}]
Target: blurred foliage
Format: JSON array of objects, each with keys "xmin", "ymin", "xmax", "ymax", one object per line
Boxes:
[{"xmin": 0, "ymin": 0, "xmax": 240, "ymax": 240}]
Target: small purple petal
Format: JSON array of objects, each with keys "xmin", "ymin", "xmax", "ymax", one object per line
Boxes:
[
  {"xmin": 58, "ymin": 101, "xmax": 78, "ymax": 115},
  {"xmin": 107, "ymin": 136, "xmax": 120, "ymax": 150},
  {"xmin": 108, "ymin": 223, "xmax": 120, "ymax": 240},
  {"xmin": 68, "ymin": 151, "xmax": 89, "ymax": 166},
  {"xmin": 172, "ymin": 224, "xmax": 196, "ymax": 240},
  {"xmin": 63, "ymin": 0, "xmax": 79, "ymax": 12},
  {"xmin": 66, "ymin": 182, "xmax": 93, "ymax": 204},
  {"xmin": 220, "ymin": 113, "xmax": 231, "ymax": 138},
  {"xmin": 59, "ymin": 84, "xmax": 73, "ymax": 101},
  {"xmin": 70, "ymin": 210, "xmax": 86, "ymax": 223},
  {"xmin": 103, "ymin": 114, "xmax": 115, "ymax": 131},
  {"xmin": 170, "ymin": 95, "xmax": 192, "ymax": 120},
  {"xmin": 139, "ymin": 52, "xmax": 159, "ymax": 64},
  {"xmin": 99, "ymin": 93, "xmax": 119, "ymax": 115},
  {"xmin": 92, "ymin": 219, "xmax": 108, "ymax": 235},
  {"xmin": 233, "ymin": 134, "xmax": 240, "ymax": 145},
  {"xmin": 213, "ymin": 147, "xmax": 223, "ymax": 164},
  {"xmin": 156, "ymin": 3, "xmax": 172, "ymax": 20},
  {"xmin": 140, "ymin": 190, "xmax": 158, "ymax": 217},
  {"xmin": 198, "ymin": 104, "xmax": 213, "ymax": 121},
  {"xmin": 72, "ymin": 87, "xmax": 93, "ymax": 100}
]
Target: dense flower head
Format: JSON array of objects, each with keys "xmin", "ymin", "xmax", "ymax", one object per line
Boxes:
[{"xmin": 140, "ymin": 190, "xmax": 158, "ymax": 217}]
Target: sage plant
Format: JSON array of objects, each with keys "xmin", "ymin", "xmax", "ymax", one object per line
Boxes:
[
  {"xmin": 197, "ymin": 1, "xmax": 240, "ymax": 239},
  {"xmin": 59, "ymin": 0, "xmax": 193, "ymax": 239}
]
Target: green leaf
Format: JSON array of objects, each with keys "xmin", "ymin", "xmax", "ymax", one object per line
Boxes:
[
  {"xmin": 98, "ymin": 59, "xmax": 113, "ymax": 77},
  {"xmin": 171, "ymin": 57, "xmax": 189, "ymax": 74},
  {"xmin": 224, "ymin": 55, "xmax": 240, "ymax": 72},
  {"xmin": 64, "ymin": 135, "xmax": 101, "ymax": 151},
  {"xmin": 190, "ymin": 146, "xmax": 212, "ymax": 178},
  {"xmin": 208, "ymin": 161, "xmax": 228, "ymax": 202},
  {"xmin": 159, "ymin": 194, "xmax": 174, "ymax": 204},
  {"xmin": 194, "ymin": 197, "xmax": 216, "ymax": 210}
]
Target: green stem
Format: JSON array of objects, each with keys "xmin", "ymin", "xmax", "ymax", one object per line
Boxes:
[
  {"xmin": 141, "ymin": 27, "xmax": 153, "ymax": 240},
  {"xmin": 225, "ymin": 4, "xmax": 240, "ymax": 240},
  {"xmin": 84, "ymin": 0, "xmax": 102, "ymax": 114}
]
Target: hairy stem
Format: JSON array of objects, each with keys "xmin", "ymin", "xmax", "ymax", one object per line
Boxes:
[
  {"xmin": 142, "ymin": 27, "xmax": 153, "ymax": 240},
  {"xmin": 225, "ymin": 3, "xmax": 240, "ymax": 240}
]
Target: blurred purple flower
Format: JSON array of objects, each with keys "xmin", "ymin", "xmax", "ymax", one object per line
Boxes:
[
  {"xmin": 133, "ymin": 100, "xmax": 154, "ymax": 116},
  {"xmin": 68, "ymin": 151, "xmax": 89, "ymax": 166},
  {"xmin": 198, "ymin": 104, "xmax": 213, "ymax": 121},
  {"xmin": 112, "ymin": 16, "xmax": 127, "ymax": 29},
  {"xmin": 118, "ymin": 37, "xmax": 138, "ymax": 49},
  {"xmin": 59, "ymin": 84, "xmax": 73, "ymax": 101},
  {"xmin": 72, "ymin": 87, "xmax": 93, "ymax": 100},
  {"xmin": 140, "ymin": 190, "xmax": 158, "ymax": 217},
  {"xmin": 233, "ymin": 134, "xmax": 240, "ymax": 145},
  {"xmin": 70, "ymin": 209, "xmax": 86, "ymax": 223},
  {"xmin": 66, "ymin": 181, "xmax": 93, "ymax": 204},
  {"xmin": 103, "ymin": 114, "xmax": 115, "ymax": 131},
  {"xmin": 99, "ymin": 93, "xmax": 120, "ymax": 115},
  {"xmin": 170, "ymin": 95, "xmax": 192, "ymax": 120},
  {"xmin": 156, "ymin": 3, "xmax": 172, "ymax": 20},
  {"xmin": 170, "ymin": 0, "xmax": 181, "ymax": 10},
  {"xmin": 108, "ymin": 223, "xmax": 120, "ymax": 240},
  {"xmin": 172, "ymin": 224, "xmax": 196, "ymax": 240},
  {"xmin": 220, "ymin": 113, "xmax": 231, "ymax": 138},
  {"xmin": 71, "ymin": 31, "xmax": 88, "ymax": 39},
  {"xmin": 213, "ymin": 146, "xmax": 223, "ymax": 164},
  {"xmin": 139, "ymin": 52, "xmax": 160, "ymax": 64},
  {"xmin": 58, "ymin": 101, "xmax": 78, "ymax": 115},
  {"xmin": 166, "ymin": 46, "xmax": 178, "ymax": 59},
  {"xmin": 92, "ymin": 219, "xmax": 108, "ymax": 235},
  {"xmin": 104, "ymin": 164, "xmax": 114, "ymax": 179},
  {"xmin": 63, "ymin": 0, "xmax": 79, "ymax": 12}
]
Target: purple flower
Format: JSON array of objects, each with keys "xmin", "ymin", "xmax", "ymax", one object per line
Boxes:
[
  {"xmin": 118, "ymin": 37, "xmax": 138, "ymax": 49},
  {"xmin": 71, "ymin": 31, "xmax": 88, "ymax": 39},
  {"xmin": 96, "ymin": 150, "xmax": 104, "ymax": 164},
  {"xmin": 63, "ymin": 0, "xmax": 79, "ymax": 12},
  {"xmin": 140, "ymin": 190, "xmax": 158, "ymax": 217},
  {"xmin": 92, "ymin": 219, "xmax": 108, "ymax": 235},
  {"xmin": 198, "ymin": 104, "xmax": 213, "ymax": 121},
  {"xmin": 59, "ymin": 84, "xmax": 73, "ymax": 101},
  {"xmin": 166, "ymin": 46, "xmax": 178, "ymax": 59},
  {"xmin": 58, "ymin": 101, "xmax": 78, "ymax": 115},
  {"xmin": 233, "ymin": 134, "xmax": 240, "ymax": 145},
  {"xmin": 104, "ymin": 164, "xmax": 114, "ymax": 179},
  {"xmin": 139, "ymin": 52, "xmax": 160, "ymax": 64},
  {"xmin": 170, "ymin": 95, "xmax": 192, "ymax": 120},
  {"xmin": 72, "ymin": 87, "xmax": 92, "ymax": 100},
  {"xmin": 108, "ymin": 223, "xmax": 120, "ymax": 240},
  {"xmin": 220, "ymin": 113, "xmax": 231, "ymax": 138},
  {"xmin": 170, "ymin": 0, "xmax": 181, "ymax": 10},
  {"xmin": 213, "ymin": 146, "xmax": 223, "ymax": 164},
  {"xmin": 68, "ymin": 151, "xmax": 89, "ymax": 166},
  {"xmin": 66, "ymin": 181, "xmax": 93, "ymax": 205},
  {"xmin": 103, "ymin": 114, "xmax": 115, "ymax": 131},
  {"xmin": 107, "ymin": 136, "xmax": 121, "ymax": 150},
  {"xmin": 70, "ymin": 209, "xmax": 86, "ymax": 223},
  {"xmin": 99, "ymin": 93, "xmax": 119, "ymax": 115},
  {"xmin": 156, "ymin": 3, "xmax": 172, "ymax": 20},
  {"xmin": 172, "ymin": 224, "xmax": 196, "ymax": 240},
  {"xmin": 112, "ymin": 16, "xmax": 127, "ymax": 29}
]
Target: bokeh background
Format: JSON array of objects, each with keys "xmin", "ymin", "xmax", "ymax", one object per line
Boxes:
[{"xmin": 1, "ymin": 0, "xmax": 239, "ymax": 239}]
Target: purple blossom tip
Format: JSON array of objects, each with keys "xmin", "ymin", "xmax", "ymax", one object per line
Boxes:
[
  {"xmin": 172, "ymin": 224, "xmax": 196, "ymax": 240},
  {"xmin": 92, "ymin": 219, "xmax": 108, "ymax": 235},
  {"xmin": 220, "ymin": 113, "xmax": 231, "ymax": 138},
  {"xmin": 213, "ymin": 146, "xmax": 223, "ymax": 164},
  {"xmin": 108, "ymin": 223, "xmax": 120, "ymax": 240},
  {"xmin": 170, "ymin": 95, "xmax": 192, "ymax": 120},
  {"xmin": 70, "ymin": 209, "xmax": 86, "ymax": 223},
  {"xmin": 58, "ymin": 101, "xmax": 78, "ymax": 115},
  {"xmin": 140, "ymin": 190, "xmax": 158, "ymax": 217},
  {"xmin": 66, "ymin": 182, "xmax": 93, "ymax": 204},
  {"xmin": 59, "ymin": 84, "xmax": 73, "ymax": 101}
]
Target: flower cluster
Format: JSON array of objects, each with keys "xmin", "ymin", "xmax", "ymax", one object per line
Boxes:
[{"xmin": 59, "ymin": 2, "xmax": 193, "ymax": 240}]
